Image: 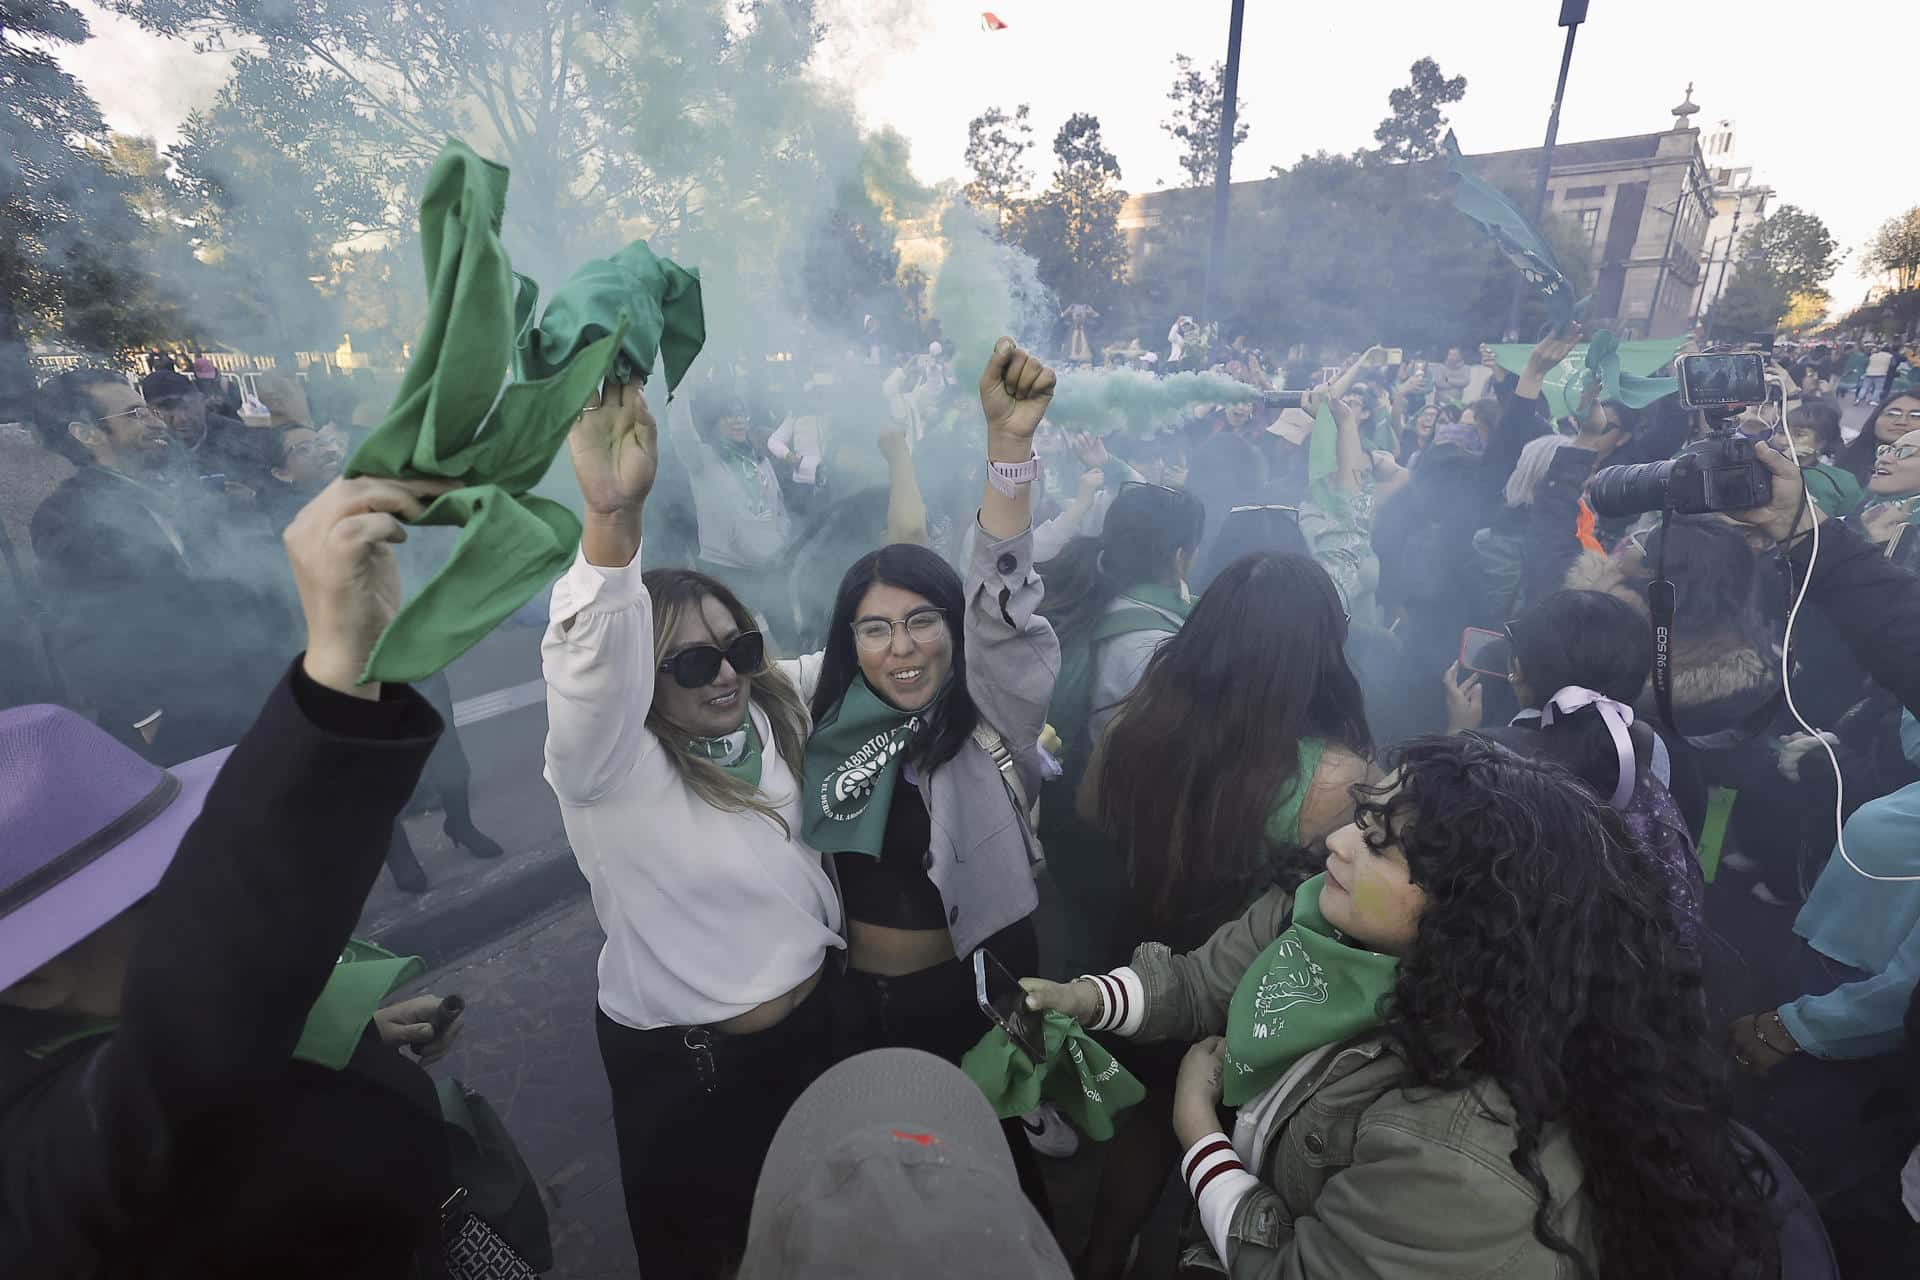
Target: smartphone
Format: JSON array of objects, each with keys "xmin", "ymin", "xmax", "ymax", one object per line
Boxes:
[
  {"xmin": 1676, "ymin": 352, "xmax": 1768, "ymax": 410},
  {"xmin": 1458, "ymin": 627, "xmax": 1511, "ymax": 679},
  {"xmin": 1384, "ymin": 348, "xmax": 1404, "ymax": 366},
  {"xmin": 1259, "ymin": 390, "xmax": 1306, "ymax": 410},
  {"xmin": 974, "ymin": 948, "xmax": 1046, "ymax": 1065}
]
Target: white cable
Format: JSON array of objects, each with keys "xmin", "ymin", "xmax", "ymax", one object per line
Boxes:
[{"xmin": 1771, "ymin": 378, "xmax": 1917, "ymax": 881}]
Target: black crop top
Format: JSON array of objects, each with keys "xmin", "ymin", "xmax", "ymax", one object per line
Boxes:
[{"xmin": 835, "ymin": 780, "xmax": 950, "ymax": 930}]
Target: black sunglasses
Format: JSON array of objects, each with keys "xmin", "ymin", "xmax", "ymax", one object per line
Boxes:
[{"xmin": 659, "ymin": 630, "xmax": 766, "ymax": 689}]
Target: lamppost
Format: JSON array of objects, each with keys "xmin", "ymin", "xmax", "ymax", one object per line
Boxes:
[
  {"xmin": 1200, "ymin": 0, "xmax": 1247, "ymax": 331},
  {"xmin": 1506, "ymin": 0, "xmax": 1589, "ymax": 338}
]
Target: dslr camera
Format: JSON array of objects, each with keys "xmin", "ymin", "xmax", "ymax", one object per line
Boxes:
[{"xmin": 1585, "ymin": 352, "xmax": 1773, "ymax": 518}]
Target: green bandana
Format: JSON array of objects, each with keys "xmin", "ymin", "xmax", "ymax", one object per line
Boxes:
[
  {"xmin": 961, "ymin": 1010, "xmax": 1146, "ymax": 1140},
  {"xmin": 28, "ymin": 938, "xmax": 423, "ymax": 1072},
  {"xmin": 801, "ymin": 678, "xmax": 924, "ymax": 857},
  {"xmin": 1222, "ymin": 875, "xmax": 1397, "ymax": 1106},
  {"xmin": 1118, "ymin": 582, "xmax": 1194, "ymax": 619},
  {"xmin": 1801, "ymin": 464, "xmax": 1863, "ymax": 519},
  {"xmin": 345, "ymin": 139, "xmax": 705, "ymax": 685},
  {"xmin": 688, "ymin": 719, "xmax": 763, "ymax": 787}
]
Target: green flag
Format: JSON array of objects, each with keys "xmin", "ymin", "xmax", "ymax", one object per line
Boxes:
[
  {"xmin": 1490, "ymin": 331, "xmax": 1684, "ymax": 422},
  {"xmin": 1445, "ymin": 131, "xmax": 1579, "ymax": 334}
]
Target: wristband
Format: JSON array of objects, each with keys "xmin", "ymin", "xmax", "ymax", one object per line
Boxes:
[{"xmin": 986, "ymin": 452, "xmax": 1040, "ymax": 498}]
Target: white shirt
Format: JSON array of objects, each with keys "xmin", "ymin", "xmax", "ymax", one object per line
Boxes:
[
  {"xmin": 1867, "ymin": 351, "xmax": 1894, "ymax": 377},
  {"xmin": 542, "ymin": 542, "xmax": 844, "ymax": 1030}
]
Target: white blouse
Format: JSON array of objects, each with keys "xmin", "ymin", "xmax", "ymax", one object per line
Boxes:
[{"xmin": 541, "ymin": 541, "xmax": 844, "ymax": 1031}]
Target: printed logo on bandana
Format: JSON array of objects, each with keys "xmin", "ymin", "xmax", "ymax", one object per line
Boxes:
[
  {"xmin": 819, "ymin": 717, "xmax": 920, "ymax": 821},
  {"xmin": 1247, "ymin": 937, "xmax": 1328, "ymax": 1040}
]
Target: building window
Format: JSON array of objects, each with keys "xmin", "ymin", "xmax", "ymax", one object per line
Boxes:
[{"xmin": 1576, "ymin": 208, "xmax": 1602, "ymax": 244}]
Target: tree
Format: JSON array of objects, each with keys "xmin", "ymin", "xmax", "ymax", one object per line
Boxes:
[
  {"xmin": 963, "ymin": 104, "xmax": 1035, "ymax": 218},
  {"xmin": 1010, "ymin": 113, "xmax": 1128, "ymax": 310},
  {"xmin": 1373, "ymin": 57, "xmax": 1467, "ymax": 164},
  {"xmin": 1739, "ymin": 204, "xmax": 1838, "ymax": 300},
  {"xmin": 1162, "ymin": 54, "xmax": 1248, "ymax": 189},
  {"xmin": 1711, "ymin": 268, "xmax": 1792, "ymax": 335},
  {"xmin": 0, "ymin": 1, "xmax": 166, "ymax": 405},
  {"xmin": 1866, "ymin": 206, "xmax": 1920, "ymax": 290}
]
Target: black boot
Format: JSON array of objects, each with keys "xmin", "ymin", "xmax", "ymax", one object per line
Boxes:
[
  {"xmin": 441, "ymin": 785, "xmax": 504, "ymax": 860},
  {"xmin": 386, "ymin": 826, "xmax": 429, "ymax": 894}
]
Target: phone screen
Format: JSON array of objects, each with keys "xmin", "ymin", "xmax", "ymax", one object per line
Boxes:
[
  {"xmin": 974, "ymin": 949, "xmax": 1047, "ymax": 1065},
  {"xmin": 1459, "ymin": 627, "xmax": 1511, "ymax": 679},
  {"xmin": 1677, "ymin": 353, "xmax": 1768, "ymax": 409}
]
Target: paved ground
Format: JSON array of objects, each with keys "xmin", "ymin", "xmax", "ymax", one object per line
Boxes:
[{"xmin": 395, "ymin": 888, "xmax": 1191, "ymax": 1279}]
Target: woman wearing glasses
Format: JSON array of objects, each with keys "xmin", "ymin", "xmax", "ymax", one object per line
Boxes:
[
  {"xmin": 796, "ymin": 339, "xmax": 1062, "ymax": 1214},
  {"xmin": 1837, "ymin": 389, "xmax": 1920, "ymax": 488},
  {"xmin": 1857, "ymin": 429, "xmax": 1920, "ymax": 553},
  {"xmin": 542, "ymin": 378, "xmax": 843, "ymax": 1279}
]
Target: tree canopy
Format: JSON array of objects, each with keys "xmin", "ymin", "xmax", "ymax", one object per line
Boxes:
[
  {"xmin": 1373, "ymin": 57, "xmax": 1467, "ymax": 164},
  {"xmin": 1162, "ymin": 54, "xmax": 1248, "ymax": 189},
  {"xmin": 1866, "ymin": 205, "xmax": 1920, "ymax": 291}
]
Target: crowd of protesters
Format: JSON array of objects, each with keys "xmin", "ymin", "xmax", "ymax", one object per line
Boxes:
[{"xmin": 3, "ymin": 307, "xmax": 1919, "ymax": 1280}]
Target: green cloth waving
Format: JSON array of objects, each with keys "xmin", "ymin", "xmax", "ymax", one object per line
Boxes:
[
  {"xmin": 802, "ymin": 678, "xmax": 924, "ymax": 856},
  {"xmin": 345, "ymin": 138, "xmax": 705, "ymax": 684},
  {"xmin": 1490, "ymin": 332, "xmax": 1685, "ymax": 423},
  {"xmin": 1222, "ymin": 875, "xmax": 1397, "ymax": 1106},
  {"xmin": 962, "ymin": 1009, "xmax": 1146, "ymax": 1140}
]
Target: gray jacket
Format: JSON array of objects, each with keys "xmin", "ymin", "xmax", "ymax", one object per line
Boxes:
[{"xmin": 790, "ymin": 523, "xmax": 1060, "ymax": 956}]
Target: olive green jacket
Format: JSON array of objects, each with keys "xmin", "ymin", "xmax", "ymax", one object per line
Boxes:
[{"xmin": 1129, "ymin": 887, "xmax": 1599, "ymax": 1279}]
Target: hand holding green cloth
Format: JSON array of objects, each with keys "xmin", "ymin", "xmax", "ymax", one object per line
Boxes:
[
  {"xmin": 962, "ymin": 1010, "xmax": 1146, "ymax": 1140},
  {"xmin": 1490, "ymin": 331, "xmax": 1685, "ymax": 423},
  {"xmin": 345, "ymin": 138, "xmax": 705, "ymax": 684}
]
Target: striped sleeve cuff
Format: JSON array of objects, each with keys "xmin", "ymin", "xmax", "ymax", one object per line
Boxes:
[
  {"xmin": 1184, "ymin": 1132, "xmax": 1260, "ymax": 1264},
  {"xmin": 1081, "ymin": 967, "xmax": 1146, "ymax": 1037}
]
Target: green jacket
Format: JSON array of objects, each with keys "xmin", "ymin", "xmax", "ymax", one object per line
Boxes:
[{"xmin": 1129, "ymin": 888, "xmax": 1598, "ymax": 1279}]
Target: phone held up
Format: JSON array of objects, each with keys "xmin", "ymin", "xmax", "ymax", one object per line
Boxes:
[
  {"xmin": 975, "ymin": 948, "xmax": 1047, "ymax": 1065},
  {"xmin": 1458, "ymin": 627, "xmax": 1511, "ymax": 680}
]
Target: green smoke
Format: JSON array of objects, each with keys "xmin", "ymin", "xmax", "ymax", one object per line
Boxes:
[{"xmin": 931, "ymin": 200, "xmax": 1258, "ymax": 436}]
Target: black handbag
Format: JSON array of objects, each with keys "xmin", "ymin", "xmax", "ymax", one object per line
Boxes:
[{"xmin": 442, "ymin": 1187, "xmax": 541, "ymax": 1280}]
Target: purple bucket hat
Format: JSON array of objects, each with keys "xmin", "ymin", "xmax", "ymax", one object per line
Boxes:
[{"xmin": 0, "ymin": 705, "xmax": 229, "ymax": 992}]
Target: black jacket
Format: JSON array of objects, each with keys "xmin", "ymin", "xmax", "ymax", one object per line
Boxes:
[
  {"xmin": 28, "ymin": 467, "xmax": 282, "ymax": 763},
  {"xmin": 1788, "ymin": 517, "xmax": 1920, "ymax": 720},
  {"xmin": 0, "ymin": 665, "xmax": 449, "ymax": 1277}
]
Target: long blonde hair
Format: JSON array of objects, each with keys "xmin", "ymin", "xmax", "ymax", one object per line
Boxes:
[{"xmin": 642, "ymin": 568, "xmax": 810, "ymax": 836}]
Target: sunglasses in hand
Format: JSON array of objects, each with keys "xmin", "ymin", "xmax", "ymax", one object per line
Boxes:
[{"xmin": 658, "ymin": 630, "xmax": 766, "ymax": 689}]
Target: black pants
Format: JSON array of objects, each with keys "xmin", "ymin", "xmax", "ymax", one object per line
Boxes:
[
  {"xmin": 595, "ymin": 973, "xmax": 836, "ymax": 1279},
  {"xmin": 837, "ymin": 918, "xmax": 1055, "ymax": 1224}
]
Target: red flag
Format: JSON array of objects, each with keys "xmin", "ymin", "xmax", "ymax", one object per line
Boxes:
[{"xmin": 981, "ymin": 12, "xmax": 1008, "ymax": 30}]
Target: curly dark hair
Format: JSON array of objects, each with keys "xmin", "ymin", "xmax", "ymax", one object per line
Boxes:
[{"xmin": 1355, "ymin": 735, "xmax": 1775, "ymax": 1279}]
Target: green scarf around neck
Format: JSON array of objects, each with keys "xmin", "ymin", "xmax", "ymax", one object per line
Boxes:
[
  {"xmin": 801, "ymin": 678, "xmax": 924, "ymax": 856},
  {"xmin": 1222, "ymin": 875, "xmax": 1398, "ymax": 1106},
  {"xmin": 1118, "ymin": 582, "xmax": 1193, "ymax": 619},
  {"xmin": 687, "ymin": 717, "xmax": 763, "ymax": 788}
]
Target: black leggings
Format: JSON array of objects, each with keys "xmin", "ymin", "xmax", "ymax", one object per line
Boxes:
[
  {"xmin": 836, "ymin": 918, "xmax": 1055, "ymax": 1224},
  {"xmin": 595, "ymin": 973, "xmax": 836, "ymax": 1279}
]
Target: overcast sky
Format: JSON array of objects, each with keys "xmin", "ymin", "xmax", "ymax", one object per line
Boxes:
[{"xmin": 57, "ymin": 0, "xmax": 1909, "ymax": 311}]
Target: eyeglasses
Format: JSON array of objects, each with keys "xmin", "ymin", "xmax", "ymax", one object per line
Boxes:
[
  {"xmin": 658, "ymin": 630, "xmax": 765, "ymax": 689},
  {"xmin": 852, "ymin": 608, "xmax": 948, "ymax": 653},
  {"xmin": 1881, "ymin": 407, "xmax": 1918, "ymax": 423},
  {"xmin": 1878, "ymin": 443, "xmax": 1920, "ymax": 462},
  {"xmin": 1119, "ymin": 480, "xmax": 1185, "ymax": 499},
  {"xmin": 98, "ymin": 405, "xmax": 165, "ymax": 429}
]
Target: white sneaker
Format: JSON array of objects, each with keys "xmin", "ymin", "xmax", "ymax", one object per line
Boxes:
[{"xmin": 1020, "ymin": 1101, "xmax": 1080, "ymax": 1159}]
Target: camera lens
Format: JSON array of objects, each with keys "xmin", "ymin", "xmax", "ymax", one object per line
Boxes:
[{"xmin": 1587, "ymin": 460, "xmax": 1674, "ymax": 519}]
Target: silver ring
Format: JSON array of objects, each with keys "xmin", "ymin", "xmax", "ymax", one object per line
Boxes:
[{"xmin": 583, "ymin": 379, "xmax": 608, "ymax": 411}]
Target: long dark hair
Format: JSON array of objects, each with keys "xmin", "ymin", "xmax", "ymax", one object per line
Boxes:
[
  {"xmin": 1098, "ymin": 551, "xmax": 1370, "ymax": 932},
  {"xmin": 1038, "ymin": 482, "xmax": 1204, "ymax": 640},
  {"xmin": 1838, "ymin": 388, "xmax": 1919, "ymax": 483},
  {"xmin": 1360, "ymin": 735, "xmax": 1775, "ymax": 1279},
  {"xmin": 810, "ymin": 543, "xmax": 978, "ymax": 774},
  {"xmin": 1493, "ymin": 590, "xmax": 1661, "ymax": 793}
]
